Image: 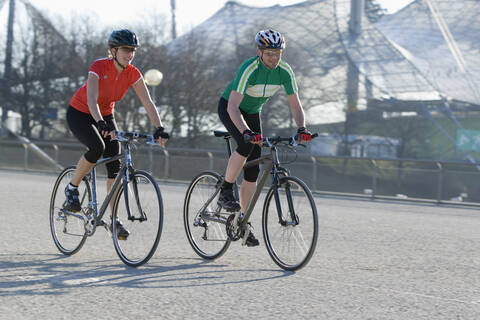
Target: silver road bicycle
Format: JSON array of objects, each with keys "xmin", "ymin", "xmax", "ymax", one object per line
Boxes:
[
  {"xmin": 49, "ymin": 131, "xmax": 164, "ymax": 267},
  {"xmin": 184, "ymin": 130, "xmax": 318, "ymax": 271}
]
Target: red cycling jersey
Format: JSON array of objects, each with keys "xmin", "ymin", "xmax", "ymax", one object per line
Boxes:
[{"xmin": 70, "ymin": 58, "xmax": 142, "ymax": 116}]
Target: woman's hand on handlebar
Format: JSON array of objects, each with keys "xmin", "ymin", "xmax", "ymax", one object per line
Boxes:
[
  {"xmin": 153, "ymin": 126, "xmax": 170, "ymax": 147},
  {"xmin": 97, "ymin": 120, "xmax": 116, "ymax": 139}
]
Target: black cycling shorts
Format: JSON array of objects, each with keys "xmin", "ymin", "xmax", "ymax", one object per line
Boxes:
[
  {"xmin": 66, "ymin": 106, "xmax": 121, "ymax": 178},
  {"xmin": 218, "ymin": 97, "xmax": 261, "ymax": 182}
]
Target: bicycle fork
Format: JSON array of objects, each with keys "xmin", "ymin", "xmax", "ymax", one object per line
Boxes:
[
  {"xmin": 273, "ymin": 178, "xmax": 299, "ymax": 226},
  {"xmin": 118, "ymin": 143, "xmax": 148, "ymax": 223},
  {"xmin": 123, "ymin": 167, "xmax": 147, "ymax": 222}
]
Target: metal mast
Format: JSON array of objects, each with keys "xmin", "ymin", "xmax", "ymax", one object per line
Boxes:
[
  {"xmin": 170, "ymin": 0, "xmax": 177, "ymax": 39},
  {"xmin": 2, "ymin": 0, "xmax": 15, "ymax": 130}
]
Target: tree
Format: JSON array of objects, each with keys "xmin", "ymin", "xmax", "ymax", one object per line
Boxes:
[
  {"xmin": 365, "ymin": 0, "xmax": 387, "ymax": 23},
  {"xmin": 160, "ymin": 31, "xmax": 225, "ymax": 146},
  {"xmin": 1, "ymin": 4, "xmax": 94, "ymax": 139}
]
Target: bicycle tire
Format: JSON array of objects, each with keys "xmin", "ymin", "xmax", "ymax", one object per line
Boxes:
[
  {"xmin": 184, "ymin": 171, "xmax": 231, "ymax": 259},
  {"xmin": 262, "ymin": 176, "xmax": 318, "ymax": 271},
  {"xmin": 49, "ymin": 166, "xmax": 90, "ymax": 255},
  {"xmin": 112, "ymin": 170, "xmax": 164, "ymax": 267}
]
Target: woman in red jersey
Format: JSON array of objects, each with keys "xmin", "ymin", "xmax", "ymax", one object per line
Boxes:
[{"xmin": 64, "ymin": 29, "xmax": 169, "ymax": 238}]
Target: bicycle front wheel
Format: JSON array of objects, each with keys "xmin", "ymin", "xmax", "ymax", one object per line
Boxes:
[
  {"xmin": 184, "ymin": 171, "xmax": 231, "ymax": 259},
  {"xmin": 49, "ymin": 166, "xmax": 90, "ymax": 255},
  {"xmin": 262, "ymin": 176, "xmax": 318, "ymax": 271},
  {"xmin": 112, "ymin": 170, "xmax": 163, "ymax": 267}
]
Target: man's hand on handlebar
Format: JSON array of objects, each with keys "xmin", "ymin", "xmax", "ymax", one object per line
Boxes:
[
  {"xmin": 243, "ymin": 129, "xmax": 263, "ymax": 145},
  {"xmin": 295, "ymin": 127, "xmax": 312, "ymax": 143}
]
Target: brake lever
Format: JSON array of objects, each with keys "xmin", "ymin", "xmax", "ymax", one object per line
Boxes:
[
  {"xmin": 289, "ymin": 136, "xmax": 298, "ymax": 147},
  {"xmin": 264, "ymin": 137, "xmax": 273, "ymax": 147},
  {"xmin": 146, "ymin": 135, "xmax": 156, "ymax": 145},
  {"xmin": 114, "ymin": 131, "xmax": 127, "ymax": 142}
]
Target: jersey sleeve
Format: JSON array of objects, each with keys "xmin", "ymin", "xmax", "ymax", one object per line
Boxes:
[
  {"xmin": 231, "ymin": 58, "xmax": 259, "ymax": 95},
  {"xmin": 88, "ymin": 60, "xmax": 104, "ymax": 79},
  {"xmin": 279, "ymin": 61, "xmax": 298, "ymax": 95},
  {"xmin": 129, "ymin": 66, "xmax": 142, "ymax": 85}
]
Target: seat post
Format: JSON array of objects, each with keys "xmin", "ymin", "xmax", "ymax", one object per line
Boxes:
[{"xmin": 225, "ymin": 136, "xmax": 233, "ymax": 157}]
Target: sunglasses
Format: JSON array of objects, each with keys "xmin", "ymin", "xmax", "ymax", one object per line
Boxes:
[
  {"xmin": 118, "ymin": 46, "xmax": 137, "ymax": 53},
  {"xmin": 262, "ymin": 50, "xmax": 282, "ymax": 57}
]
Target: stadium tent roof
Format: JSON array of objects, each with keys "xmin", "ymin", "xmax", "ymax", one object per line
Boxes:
[
  {"xmin": 168, "ymin": 0, "xmax": 480, "ymax": 107},
  {"xmin": 168, "ymin": 0, "xmax": 352, "ymax": 110},
  {"xmin": 335, "ymin": 0, "xmax": 442, "ymax": 101},
  {"xmin": 375, "ymin": 0, "xmax": 480, "ymax": 106},
  {"xmin": 167, "ymin": 0, "xmax": 459, "ymax": 108}
]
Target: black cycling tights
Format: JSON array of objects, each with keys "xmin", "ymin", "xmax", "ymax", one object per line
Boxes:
[
  {"xmin": 218, "ymin": 97, "xmax": 261, "ymax": 182},
  {"xmin": 67, "ymin": 106, "xmax": 120, "ymax": 179}
]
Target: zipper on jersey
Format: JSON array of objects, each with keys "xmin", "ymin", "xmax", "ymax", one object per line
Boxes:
[{"xmin": 263, "ymin": 72, "xmax": 269, "ymax": 97}]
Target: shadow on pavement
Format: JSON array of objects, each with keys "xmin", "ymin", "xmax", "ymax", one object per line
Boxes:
[{"xmin": 0, "ymin": 253, "xmax": 293, "ymax": 296}]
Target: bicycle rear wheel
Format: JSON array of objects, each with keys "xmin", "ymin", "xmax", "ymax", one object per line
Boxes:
[
  {"xmin": 184, "ymin": 171, "xmax": 231, "ymax": 259},
  {"xmin": 49, "ymin": 166, "xmax": 90, "ymax": 255},
  {"xmin": 262, "ymin": 176, "xmax": 318, "ymax": 271},
  {"xmin": 112, "ymin": 170, "xmax": 163, "ymax": 267}
]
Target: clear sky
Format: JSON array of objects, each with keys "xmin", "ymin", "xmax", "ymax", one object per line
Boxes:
[{"xmin": 28, "ymin": 0, "xmax": 415, "ymax": 36}]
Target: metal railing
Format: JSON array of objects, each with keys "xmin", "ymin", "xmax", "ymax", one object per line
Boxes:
[{"xmin": 1, "ymin": 139, "xmax": 479, "ymax": 207}]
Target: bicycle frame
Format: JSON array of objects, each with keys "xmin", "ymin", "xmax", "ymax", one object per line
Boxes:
[
  {"xmin": 185, "ymin": 131, "xmax": 318, "ymax": 269},
  {"xmin": 89, "ymin": 153, "xmax": 127, "ymax": 225},
  {"xmin": 225, "ymin": 137, "xmax": 298, "ymax": 237},
  {"xmin": 82, "ymin": 134, "xmax": 150, "ymax": 234}
]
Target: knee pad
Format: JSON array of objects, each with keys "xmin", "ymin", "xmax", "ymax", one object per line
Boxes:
[
  {"xmin": 106, "ymin": 160, "xmax": 120, "ymax": 179},
  {"xmin": 236, "ymin": 143, "xmax": 254, "ymax": 158},
  {"xmin": 244, "ymin": 165, "xmax": 260, "ymax": 182},
  {"xmin": 84, "ymin": 144, "xmax": 105, "ymax": 164}
]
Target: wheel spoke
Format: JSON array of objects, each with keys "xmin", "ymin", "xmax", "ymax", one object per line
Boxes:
[
  {"xmin": 184, "ymin": 171, "xmax": 230, "ymax": 259},
  {"xmin": 50, "ymin": 167, "xmax": 88, "ymax": 255},
  {"xmin": 263, "ymin": 176, "xmax": 318, "ymax": 271},
  {"xmin": 112, "ymin": 171, "xmax": 163, "ymax": 267}
]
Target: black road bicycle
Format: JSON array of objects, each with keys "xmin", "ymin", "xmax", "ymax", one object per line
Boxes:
[
  {"xmin": 49, "ymin": 131, "xmax": 164, "ymax": 267},
  {"xmin": 184, "ymin": 131, "xmax": 318, "ymax": 271}
]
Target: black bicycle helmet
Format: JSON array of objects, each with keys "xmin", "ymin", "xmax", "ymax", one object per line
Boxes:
[{"xmin": 108, "ymin": 29, "xmax": 140, "ymax": 48}]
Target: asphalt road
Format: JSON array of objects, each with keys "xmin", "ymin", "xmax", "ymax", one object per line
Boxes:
[{"xmin": 1, "ymin": 169, "xmax": 479, "ymax": 320}]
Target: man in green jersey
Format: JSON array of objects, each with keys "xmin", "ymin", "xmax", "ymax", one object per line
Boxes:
[{"xmin": 217, "ymin": 29, "xmax": 312, "ymax": 247}]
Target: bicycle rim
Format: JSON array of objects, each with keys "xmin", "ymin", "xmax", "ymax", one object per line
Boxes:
[
  {"xmin": 112, "ymin": 170, "xmax": 163, "ymax": 267},
  {"xmin": 49, "ymin": 166, "xmax": 89, "ymax": 255},
  {"xmin": 262, "ymin": 176, "xmax": 318, "ymax": 271},
  {"xmin": 184, "ymin": 171, "xmax": 231, "ymax": 259}
]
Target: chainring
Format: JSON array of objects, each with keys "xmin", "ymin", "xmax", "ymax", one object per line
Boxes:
[{"xmin": 225, "ymin": 214, "xmax": 242, "ymax": 241}]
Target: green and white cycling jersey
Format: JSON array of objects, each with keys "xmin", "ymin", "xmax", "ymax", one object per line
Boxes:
[{"xmin": 221, "ymin": 56, "xmax": 298, "ymax": 114}]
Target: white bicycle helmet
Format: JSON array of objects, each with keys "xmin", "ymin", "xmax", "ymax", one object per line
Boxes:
[{"xmin": 255, "ymin": 29, "xmax": 285, "ymax": 49}]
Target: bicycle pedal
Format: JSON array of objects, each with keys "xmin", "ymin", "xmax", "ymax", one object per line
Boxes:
[
  {"xmin": 61, "ymin": 207, "xmax": 78, "ymax": 215},
  {"xmin": 101, "ymin": 221, "xmax": 112, "ymax": 235},
  {"xmin": 96, "ymin": 220, "xmax": 106, "ymax": 227}
]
